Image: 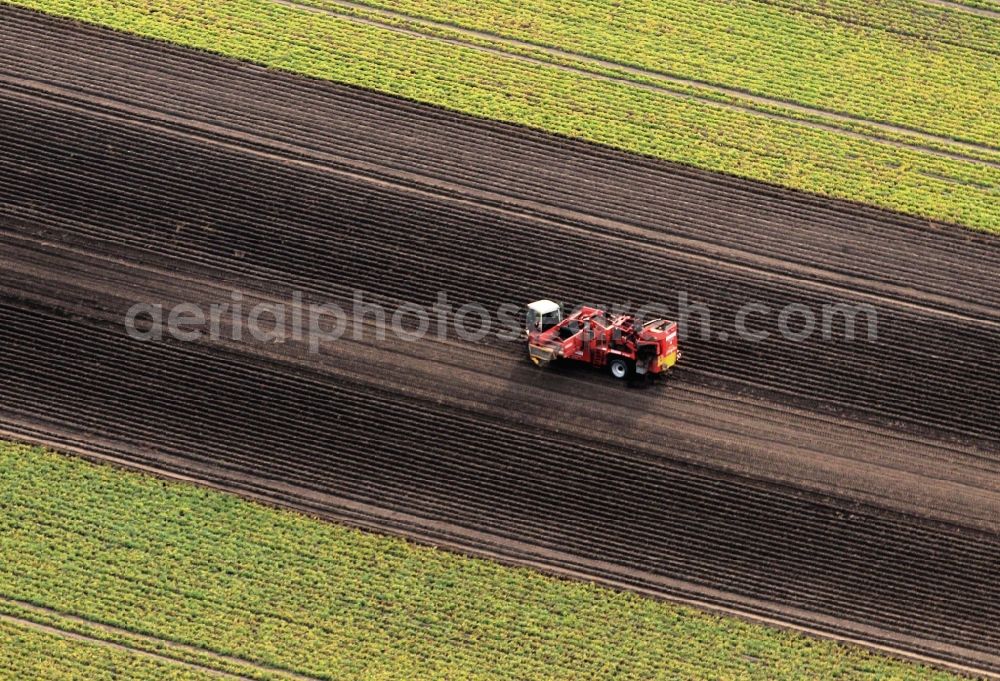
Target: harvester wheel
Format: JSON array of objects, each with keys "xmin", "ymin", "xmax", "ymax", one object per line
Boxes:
[{"xmin": 609, "ymin": 357, "xmax": 631, "ymax": 379}]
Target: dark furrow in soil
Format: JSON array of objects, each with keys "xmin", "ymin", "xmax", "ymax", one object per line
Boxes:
[
  {"xmin": 2, "ymin": 6, "xmax": 999, "ymax": 310},
  {"xmin": 1, "ymin": 92, "xmax": 997, "ymax": 440},
  {"xmin": 1, "ymin": 299, "xmax": 998, "ymax": 660}
]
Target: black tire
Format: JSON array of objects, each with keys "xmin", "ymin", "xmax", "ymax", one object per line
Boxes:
[{"xmin": 609, "ymin": 357, "xmax": 631, "ymax": 379}]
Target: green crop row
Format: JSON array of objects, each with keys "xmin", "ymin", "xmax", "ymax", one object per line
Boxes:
[
  {"xmin": 0, "ymin": 441, "xmax": 963, "ymax": 680},
  {"xmin": 324, "ymin": 0, "xmax": 1000, "ymax": 148},
  {"xmin": 0, "ymin": 618, "xmax": 217, "ymax": 680},
  {"xmin": 8, "ymin": 0, "xmax": 1000, "ymax": 233},
  {"xmin": 0, "ymin": 598, "xmax": 293, "ymax": 681},
  {"xmin": 297, "ymin": 0, "xmax": 1000, "ymax": 168}
]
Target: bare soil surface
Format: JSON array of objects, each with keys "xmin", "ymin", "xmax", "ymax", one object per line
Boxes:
[{"xmin": 1, "ymin": 6, "xmax": 998, "ymax": 675}]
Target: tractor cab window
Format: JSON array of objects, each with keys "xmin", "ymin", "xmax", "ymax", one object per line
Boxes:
[
  {"xmin": 527, "ymin": 311, "xmax": 561, "ymax": 332},
  {"xmin": 526, "ymin": 301, "xmax": 562, "ymax": 333}
]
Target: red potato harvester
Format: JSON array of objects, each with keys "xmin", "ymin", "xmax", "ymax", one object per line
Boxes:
[{"xmin": 525, "ymin": 300, "xmax": 680, "ymax": 380}]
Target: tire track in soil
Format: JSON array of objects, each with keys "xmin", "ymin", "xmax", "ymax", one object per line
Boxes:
[
  {"xmin": 0, "ymin": 598, "xmax": 327, "ymax": 681},
  {"xmin": 0, "ymin": 616, "xmax": 256, "ymax": 681}
]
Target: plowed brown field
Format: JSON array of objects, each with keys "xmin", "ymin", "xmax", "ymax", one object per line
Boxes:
[{"xmin": 1, "ymin": 6, "xmax": 998, "ymax": 675}]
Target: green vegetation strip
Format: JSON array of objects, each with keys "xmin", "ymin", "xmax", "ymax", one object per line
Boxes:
[
  {"xmin": 0, "ymin": 598, "xmax": 294, "ymax": 680},
  {"xmin": 322, "ymin": 0, "xmax": 1000, "ymax": 148},
  {"xmin": 0, "ymin": 441, "xmax": 964, "ymax": 680},
  {"xmin": 7, "ymin": 0, "xmax": 1000, "ymax": 233},
  {"xmin": 294, "ymin": 0, "xmax": 1000, "ymax": 167},
  {"xmin": 0, "ymin": 617, "xmax": 219, "ymax": 680}
]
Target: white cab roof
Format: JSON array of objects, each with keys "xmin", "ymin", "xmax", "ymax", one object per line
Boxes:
[{"xmin": 527, "ymin": 299, "xmax": 561, "ymax": 315}]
